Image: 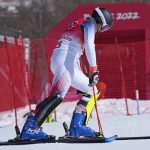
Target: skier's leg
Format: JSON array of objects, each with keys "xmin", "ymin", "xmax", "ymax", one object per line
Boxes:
[
  {"xmin": 33, "ymin": 68, "xmax": 71, "ymax": 126},
  {"xmin": 69, "ymin": 92, "xmax": 100, "ymax": 137},
  {"xmin": 69, "ymin": 69, "xmax": 101, "ymax": 137},
  {"xmin": 20, "ymin": 51, "xmax": 71, "ymax": 140}
]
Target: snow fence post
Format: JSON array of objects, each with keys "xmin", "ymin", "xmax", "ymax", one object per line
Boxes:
[{"xmin": 136, "ymin": 90, "xmax": 140, "ymax": 115}]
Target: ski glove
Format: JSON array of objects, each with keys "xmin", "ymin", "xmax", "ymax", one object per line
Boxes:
[{"xmin": 89, "ymin": 71, "xmax": 99, "ymax": 87}]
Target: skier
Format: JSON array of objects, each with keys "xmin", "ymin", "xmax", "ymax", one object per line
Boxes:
[{"xmin": 20, "ymin": 7, "xmax": 113, "ymax": 140}]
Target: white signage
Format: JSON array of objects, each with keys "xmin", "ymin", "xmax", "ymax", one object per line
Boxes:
[{"xmin": 112, "ymin": 12, "xmax": 140, "ymax": 20}]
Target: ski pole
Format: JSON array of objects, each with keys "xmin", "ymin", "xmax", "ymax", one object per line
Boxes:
[
  {"xmin": 81, "ymin": 53, "xmax": 104, "ymax": 134},
  {"xmin": 92, "ymin": 85, "xmax": 104, "ymax": 135}
]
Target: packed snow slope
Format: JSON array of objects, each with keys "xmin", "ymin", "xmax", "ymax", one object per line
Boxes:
[{"xmin": 0, "ymin": 99, "xmax": 150, "ymax": 150}]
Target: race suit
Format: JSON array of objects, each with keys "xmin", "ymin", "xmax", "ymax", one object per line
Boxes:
[{"xmin": 50, "ymin": 18, "xmax": 98, "ymax": 98}]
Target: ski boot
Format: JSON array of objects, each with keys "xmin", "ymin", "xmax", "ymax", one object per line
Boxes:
[
  {"xmin": 69, "ymin": 112, "xmax": 98, "ymax": 137},
  {"xmin": 20, "ymin": 114, "xmax": 49, "ymax": 140}
]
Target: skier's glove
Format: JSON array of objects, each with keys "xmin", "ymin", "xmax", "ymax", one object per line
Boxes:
[{"xmin": 89, "ymin": 71, "xmax": 99, "ymax": 87}]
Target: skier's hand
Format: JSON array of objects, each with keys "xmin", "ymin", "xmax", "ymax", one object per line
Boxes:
[{"xmin": 89, "ymin": 71, "xmax": 99, "ymax": 87}]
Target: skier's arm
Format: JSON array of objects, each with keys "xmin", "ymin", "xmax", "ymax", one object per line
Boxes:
[
  {"xmin": 82, "ymin": 21, "xmax": 99, "ymax": 86},
  {"xmin": 82, "ymin": 21, "xmax": 97, "ymax": 71}
]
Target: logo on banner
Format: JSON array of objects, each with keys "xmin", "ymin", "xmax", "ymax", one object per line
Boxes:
[{"xmin": 112, "ymin": 12, "xmax": 140, "ymax": 20}]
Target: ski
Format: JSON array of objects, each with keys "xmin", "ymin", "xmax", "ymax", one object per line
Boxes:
[
  {"xmin": 116, "ymin": 136, "xmax": 150, "ymax": 141},
  {"xmin": 0, "ymin": 135, "xmax": 117, "ymax": 146},
  {"xmin": 58, "ymin": 135, "xmax": 118, "ymax": 143},
  {"xmin": 0, "ymin": 135, "xmax": 56, "ymax": 146},
  {"xmin": 2, "ymin": 135, "xmax": 150, "ymax": 146}
]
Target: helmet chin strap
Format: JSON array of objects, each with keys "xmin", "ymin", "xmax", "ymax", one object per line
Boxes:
[{"xmin": 97, "ymin": 24, "xmax": 102, "ymax": 32}]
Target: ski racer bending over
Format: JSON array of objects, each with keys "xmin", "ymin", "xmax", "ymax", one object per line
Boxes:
[{"xmin": 20, "ymin": 7, "xmax": 113, "ymax": 140}]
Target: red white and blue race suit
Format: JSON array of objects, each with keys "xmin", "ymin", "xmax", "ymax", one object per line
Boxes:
[{"xmin": 50, "ymin": 18, "xmax": 98, "ymax": 98}]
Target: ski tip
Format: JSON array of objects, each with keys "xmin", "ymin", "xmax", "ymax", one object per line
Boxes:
[{"xmin": 104, "ymin": 135, "xmax": 118, "ymax": 143}]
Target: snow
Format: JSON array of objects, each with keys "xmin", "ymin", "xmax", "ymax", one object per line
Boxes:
[{"xmin": 0, "ymin": 98, "xmax": 150, "ymax": 150}]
